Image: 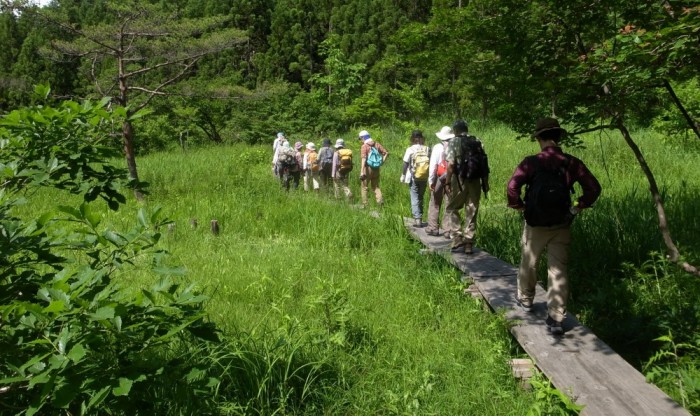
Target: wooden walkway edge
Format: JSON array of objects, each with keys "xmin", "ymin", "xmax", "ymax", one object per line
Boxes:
[{"xmin": 404, "ymin": 219, "xmax": 690, "ymax": 416}]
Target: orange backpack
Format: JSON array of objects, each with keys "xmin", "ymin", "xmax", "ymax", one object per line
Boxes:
[{"xmin": 307, "ymin": 151, "xmax": 319, "ymax": 172}]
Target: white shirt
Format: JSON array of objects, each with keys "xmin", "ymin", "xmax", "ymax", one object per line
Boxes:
[
  {"xmin": 428, "ymin": 141, "xmax": 448, "ymax": 185},
  {"xmin": 273, "ymin": 137, "xmax": 285, "ymax": 154},
  {"xmin": 402, "ymin": 144, "xmax": 429, "ymax": 184}
]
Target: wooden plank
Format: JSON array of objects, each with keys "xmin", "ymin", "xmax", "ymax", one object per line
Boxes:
[
  {"xmin": 404, "ymin": 219, "xmax": 690, "ymax": 416},
  {"xmin": 509, "ymin": 358, "xmax": 535, "ymax": 381}
]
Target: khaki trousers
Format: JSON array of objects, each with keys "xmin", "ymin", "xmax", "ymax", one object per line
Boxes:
[
  {"xmin": 445, "ymin": 177, "xmax": 482, "ymax": 243},
  {"xmin": 334, "ymin": 173, "xmax": 353, "ymax": 201},
  {"xmin": 426, "ymin": 179, "xmax": 451, "ymax": 233},
  {"xmin": 517, "ymin": 223, "xmax": 571, "ymax": 322},
  {"xmin": 361, "ymin": 167, "xmax": 383, "ymax": 207}
]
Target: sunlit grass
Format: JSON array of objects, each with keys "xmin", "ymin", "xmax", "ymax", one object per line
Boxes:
[{"xmin": 15, "ymin": 121, "xmax": 700, "ymax": 413}]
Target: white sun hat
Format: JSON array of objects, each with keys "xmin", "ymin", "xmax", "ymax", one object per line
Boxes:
[{"xmin": 435, "ymin": 126, "xmax": 455, "ymax": 141}]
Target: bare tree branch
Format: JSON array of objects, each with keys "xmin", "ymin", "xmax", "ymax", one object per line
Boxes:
[{"xmin": 662, "ymin": 79, "xmax": 700, "ymax": 140}]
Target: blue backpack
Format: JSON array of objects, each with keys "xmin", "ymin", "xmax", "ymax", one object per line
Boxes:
[{"xmin": 367, "ymin": 146, "xmax": 383, "ymax": 168}]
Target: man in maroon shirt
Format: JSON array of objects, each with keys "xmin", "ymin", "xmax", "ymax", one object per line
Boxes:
[{"xmin": 507, "ymin": 117, "xmax": 601, "ymax": 336}]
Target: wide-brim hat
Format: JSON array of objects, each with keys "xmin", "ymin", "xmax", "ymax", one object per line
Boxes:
[
  {"xmin": 358, "ymin": 130, "xmax": 370, "ymax": 140},
  {"xmin": 335, "ymin": 138, "xmax": 345, "ymax": 148},
  {"xmin": 532, "ymin": 117, "xmax": 566, "ymax": 138},
  {"xmin": 435, "ymin": 126, "xmax": 454, "ymax": 141},
  {"xmin": 306, "ymin": 142, "xmax": 316, "ymax": 150},
  {"xmin": 294, "ymin": 141, "xmax": 303, "ymax": 150}
]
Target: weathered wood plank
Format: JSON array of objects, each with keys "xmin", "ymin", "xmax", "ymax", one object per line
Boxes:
[{"xmin": 404, "ymin": 219, "xmax": 690, "ymax": 416}]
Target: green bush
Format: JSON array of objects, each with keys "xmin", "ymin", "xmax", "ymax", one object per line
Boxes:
[{"xmin": 0, "ymin": 87, "xmax": 221, "ymax": 415}]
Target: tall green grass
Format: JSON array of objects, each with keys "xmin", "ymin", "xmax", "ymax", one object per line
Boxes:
[
  {"xmin": 17, "ymin": 122, "xmax": 700, "ymax": 413},
  {"xmin": 135, "ymin": 144, "xmax": 534, "ymax": 413}
]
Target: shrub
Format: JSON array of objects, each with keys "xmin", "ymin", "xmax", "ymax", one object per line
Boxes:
[{"xmin": 0, "ymin": 86, "xmax": 220, "ymax": 415}]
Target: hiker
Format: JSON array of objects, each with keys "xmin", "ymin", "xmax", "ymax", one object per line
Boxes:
[
  {"xmin": 272, "ymin": 133, "xmax": 288, "ymax": 178},
  {"xmin": 281, "ymin": 141, "xmax": 303, "ymax": 191},
  {"xmin": 275, "ymin": 140, "xmax": 298, "ymax": 191},
  {"xmin": 507, "ymin": 117, "xmax": 601, "ymax": 336},
  {"xmin": 401, "ymin": 130, "xmax": 431, "ymax": 227},
  {"xmin": 332, "ymin": 139, "xmax": 353, "ymax": 202},
  {"xmin": 359, "ymin": 130, "xmax": 389, "ymax": 209},
  {"xmin": 444, "ymin": 120, "xmax": 490, "ymax": 254},
  {"xmin": 272, "ymin": 132, "xmax": 286, "ymax": 177},
  {"xmin": 303, "ymin": 142, "xmax": 321, "ymax": 192},
  {"xmin": 317, "ymin": 138, "xmax": 334, "ymax": 193},
  {"xmin": 425, "ymin": 126, "xmax": 455, "ymax": 237}
]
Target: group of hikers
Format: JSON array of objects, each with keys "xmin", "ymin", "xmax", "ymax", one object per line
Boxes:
[
  {"xmin": 271, "ymin": 118, "xmax": 601, "ymax": 336},
  {"xmin": 271, "ymin": 130, "xmax": 389, "ymax": 209}
]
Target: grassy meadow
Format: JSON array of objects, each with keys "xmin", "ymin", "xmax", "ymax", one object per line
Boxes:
[{"xmin": 21, "ymin": 121, "xmax": 700, "ymax": 414}]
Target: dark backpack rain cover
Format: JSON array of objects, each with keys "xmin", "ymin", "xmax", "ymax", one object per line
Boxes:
[{"xmin": 524, "ymin": 156, "xmax": 573, "ymax": 226}]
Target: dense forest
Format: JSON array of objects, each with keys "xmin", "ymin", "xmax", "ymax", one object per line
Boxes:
[
  {"xmin": 1, "ymin": 0, "xmax": 698, "ymax": 145},
  {"xmin": 2, "ymin": 0, "xmax": 697, "ymax": 264}
]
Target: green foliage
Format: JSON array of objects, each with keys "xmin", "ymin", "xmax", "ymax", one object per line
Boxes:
[
  {"xmin": 652, "ymin": 78, "xmax": 700, "ymax": 148},
  {"xmin": 527, "ymin": 372, "xmax": 585, "ymax": 415},
  {"xmin": 0, "ymin": 91, "xmax": 222, "ymax": 415},
  {"xmin": 342, "ymin": 81, "xmax": 396, "ymax": 126},
  {"xmin": 644, "ymin": 333, "xmax": 700, "ymax": 414}
]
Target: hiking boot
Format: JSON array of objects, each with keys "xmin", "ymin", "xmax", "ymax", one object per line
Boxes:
[
  {"xmin": 464, "ymin": 243, "xmax": 473, "ymax": 254},
  {"xmin": 516, "ymin": 298, "xmax": 533, "ymax": 313},
  {"xmin": 545, "ymin": 316, "xmax": 564, "ymax": 336},
  {"xmin": 451, "ymin": 236, "xmax": 466, "ymax": 251},
  {"xmin": 425, "ymin": 229, "xmax": 439, "ymax": 236}
]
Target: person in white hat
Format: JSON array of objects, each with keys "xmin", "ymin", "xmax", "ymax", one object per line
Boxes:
[
  {"xmin": 302, "ymin": 142, "xmax": 320, "ymax": 192},
  {"xmin": 331, "ymin": 139, "xmax": 353, "ymax": 202},
  {"xmin": 424, "ymin": 126, "xmax": 455, "ymax": 237},
  {"xmin": 271, "ymin": 132, "xmax": 288, "ymax": 178},
  {"xmin": 358, "ymin": 130, "xmax": 389, "ymax": 209}
]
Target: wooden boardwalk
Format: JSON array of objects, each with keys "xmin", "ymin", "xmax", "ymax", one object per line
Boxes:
[{"xmin": 405, "ymin": 220, "xmax": 690, "ymax": 416}]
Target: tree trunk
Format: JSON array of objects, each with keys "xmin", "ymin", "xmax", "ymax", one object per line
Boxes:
[
  {"xmin": 617, "ymin": 122, "xmax": 699, "ymax": 276},
  {"xmin": 122, "ymin": 119, "xmax": 144, "ymax": 201}
]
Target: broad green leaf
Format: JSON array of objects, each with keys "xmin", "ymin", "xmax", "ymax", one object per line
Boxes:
[
  {"xmin": 137, "ymin": 208, "xmax": 148, "ymax": 227},
  {"xmin": 43, "ymin": 300, "xmax": 66, "ymax": 314},
  {"xmin": 37, "ymin": 288, "xmax": 51, "ymax": 302},
  {"xmin": 48, "ymin": 354, "xmax": 68, "ymax": 369},
  {"xmin": 113, "ymin": 315, "xmax": 122, "ymax": 332},
  {"xmin": 67, "ymin": 344, "xmax": 86, "ymax": 363},
  {"xmin": 87, "ymin": 386, "xmax": 111, "ymax": 409},
  {"xmin": 89, "ymin": 306, "xmax": 115, "ymax": 321},
  {"xmin": 27, "ymin": 369, "xmax": 50, "ymax": 387},
  {"xmin": 112, "ymin": 377, "xmax": 133, "ymax": 396},
  {"xmin": 58, "ymin": 205, "xmax": 81, "ymax": 219},
  {"xmin": 37, "ymin": 212, "xmax": 54, "ymax": 227},
  {"xmin": 103, "ymin": 230, "xmax": 125, "ymax": 246},
  {"xmin": 56, "ymin": 328, "xmax": 70, "ymax": 355}
]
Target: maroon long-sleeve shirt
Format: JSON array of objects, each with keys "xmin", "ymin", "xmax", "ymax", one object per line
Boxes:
[{"xmin": 507, "ymin": 146, "xmax": 601, "ymax": 210}]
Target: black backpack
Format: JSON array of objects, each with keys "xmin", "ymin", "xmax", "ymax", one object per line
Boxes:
[
  {"xmin": 318, "ymin": 147, "xmax": 334, "ymax": 175},
  {"xmin": 524, "ymin": 156, "xmax": 573, "ymax": 226},
  {"xmin": 455, "ymin": 135, "xmax": 488, "ymax": 180}
]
